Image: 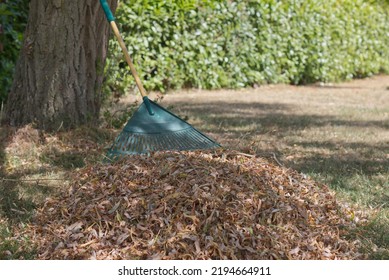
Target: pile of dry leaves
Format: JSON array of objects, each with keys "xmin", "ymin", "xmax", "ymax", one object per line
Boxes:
[{"xmin": 30, "ymin": 150, "xmax": 363, "ymax": 259}]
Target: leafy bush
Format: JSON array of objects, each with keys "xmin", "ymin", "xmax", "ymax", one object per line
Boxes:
[
  {"xmin": 0, "ymin": 0, "xmax": 29, "ymax": 104},
  {"xmin": 104, "ymin": 0, "xmax": 389, "ymax": 95}
]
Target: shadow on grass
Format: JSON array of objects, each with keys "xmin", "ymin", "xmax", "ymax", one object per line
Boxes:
[
  {"xmin": 0, "ymin": 180, "xmax": 45, "ymax": 223},
  {"xmin": 39, "ymin": 149, "xmax": 87, "ymax": 170},
  {"xmin": 291, "ymin": 141, "xmax": 389, "ymax": 175},
  {"xmin": 168, "ymin": 100, "xmax": 388, "ymax": 174},
  {"xmin": 171, "ymin": 101, "xmax": 389, "ymax": 132}
]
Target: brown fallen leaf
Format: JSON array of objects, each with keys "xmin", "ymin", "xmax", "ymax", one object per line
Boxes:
[
  {"xmin": 27, "ymin": 150, "xmax": 364, "ymax": 260},
  {"xmin": 66, "ymin": 221, "xmax": 83, "ymax": 234}
]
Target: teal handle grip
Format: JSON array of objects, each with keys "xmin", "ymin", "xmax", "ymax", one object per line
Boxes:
[
  {"xmin": 143, "ymin": 97, "xmax": 154, "ymax": 115},
  {"xmin": 100, "ymin": 0, "xmax": 115, "ymax": 22}
]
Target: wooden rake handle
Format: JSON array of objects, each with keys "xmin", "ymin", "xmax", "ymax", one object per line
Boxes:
[{"xmin": 100, "ymin": 0, "xmax": 154, "ymax": 115}]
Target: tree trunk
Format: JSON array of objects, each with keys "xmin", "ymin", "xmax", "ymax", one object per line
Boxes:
[{"xmin": 5, "ymin": 0, "xmax": 117, "ymax": 130}]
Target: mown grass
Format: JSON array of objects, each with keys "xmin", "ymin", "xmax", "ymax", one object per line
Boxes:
[
  {"xmin": 0, "ymin": 76, "xmax": 388, "ymax": 259},
  {"xmin": 0, "ymin": 222, "xmax": 36, "ymax": 260}
]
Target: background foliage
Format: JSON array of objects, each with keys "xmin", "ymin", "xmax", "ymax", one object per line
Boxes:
[
  {"xmin": 0, "ymin": 0, "xmax": 29, "ymax": 104},
  {"xmin": 105, "ymin": 0, "xmax": 389, "ymax": 95},
  {"xmin": 1, "ymin": 0, "xmax": 388, "ymax": 103}
]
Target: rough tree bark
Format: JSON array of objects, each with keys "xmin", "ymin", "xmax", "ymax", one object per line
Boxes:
[{"xmin": 5, "ymin": 0, "xmax": 117, "ymax": 130}]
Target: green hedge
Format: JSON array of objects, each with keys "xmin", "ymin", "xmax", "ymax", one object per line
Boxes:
[
  {"xmin": 0, "ymin": 0, "xmax": 29, "ymax": 104},
  {"xmin": 104, "ymin": 0, "xmax": 389, "ymax": 94}
]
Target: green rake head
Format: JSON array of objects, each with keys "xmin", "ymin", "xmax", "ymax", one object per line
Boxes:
[
  {"xmin": 99, "ymin": 0, "xmax": 220, "ymax": 159},
  {"xmin": 106, "ymin": 97, "xmax": 221, "ymax": 158}
]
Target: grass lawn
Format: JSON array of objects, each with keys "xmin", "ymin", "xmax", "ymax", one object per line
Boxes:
[{"xmin": 0, "ymin": 75, "xmax": 388, "ymax": 259}]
